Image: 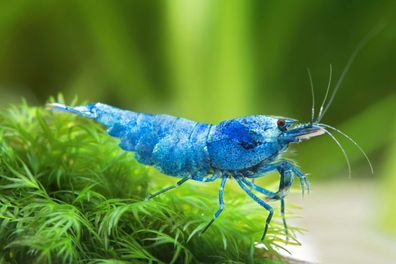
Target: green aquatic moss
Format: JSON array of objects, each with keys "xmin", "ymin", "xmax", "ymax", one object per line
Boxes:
[{"xmin": 0, "ymin": 99, "xmax": 300, "ymax": 263}]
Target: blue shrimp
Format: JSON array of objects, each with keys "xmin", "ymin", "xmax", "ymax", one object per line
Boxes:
[
  {"xmin": 48, "ymin": 29, "xmax": 378, "ymax": 241},
  {"xmin": 47, "ymin": 96, "xmax": 372, "ymax": 241}
]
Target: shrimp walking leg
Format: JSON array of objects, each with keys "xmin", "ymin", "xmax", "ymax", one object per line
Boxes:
[
  {"xmin": 145, "ymin": 173, "xmax": 220, "ymax": 201},
  {"xmin": 241, "ymin": 177, "xmax": 274, "ymax": 197},
  {"xmin": 245, "ymin": 171, "xmax": 291, "ymax": 240},
  {"xmin": 192, "ymin": 172, "xmax": 221, "ymax": 182},
  {"xmin": 235, "ymin": 176, "xmax": 274, "ymax": 241},
  {"xmin": 145, "ymin": 176, "xmax": 192, "ymax": 201},
  {"xmin": 280, "ymin": 199, "xmax": 289, "ymax": 241},
  {"xmin": 201, "ymin": 176, "xmax": 227, "ymax": 234}
]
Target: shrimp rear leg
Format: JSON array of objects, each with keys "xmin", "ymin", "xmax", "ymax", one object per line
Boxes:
[
  {"xmin": 144, "ymin": 173, "xmax": 220, "ymax": 201},
  {"xmin": 201, "ymin": 176, "xmax": 227, "ymax": 234},
  {"xmin": 145, "ymin": 176, "xmax": 192, "ymax": 201},
  {"xmin": 235, "ymin": 176, "xmax": 274, "ymax": 241}
]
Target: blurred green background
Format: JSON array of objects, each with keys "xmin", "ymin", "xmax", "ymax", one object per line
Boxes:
[{"xmin": 0, "ymin": 0, "xmax": 395, "ymax": 262}]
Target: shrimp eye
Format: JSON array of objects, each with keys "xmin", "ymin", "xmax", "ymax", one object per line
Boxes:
[{"xmin": 277, "ymin": 119, "xmax": 286, "ymax": 128}]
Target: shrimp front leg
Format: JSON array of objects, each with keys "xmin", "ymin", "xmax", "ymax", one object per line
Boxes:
[{"xmin": 247, "ymin": 159, "xmax": 310, "ymax": 196}]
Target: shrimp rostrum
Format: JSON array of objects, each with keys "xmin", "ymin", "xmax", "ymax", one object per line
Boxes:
[{"xmin": 48, "ymin": 82, "xmax": 372, "ymax": 241}]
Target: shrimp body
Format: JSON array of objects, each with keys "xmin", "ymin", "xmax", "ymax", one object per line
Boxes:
[
  {"xmin": 49, "ymin": 101, "xmax": 369, "ymax": 241},
  {"xmin": 49, "ymin": 103, "xmax": 305, "ymax": 179}
]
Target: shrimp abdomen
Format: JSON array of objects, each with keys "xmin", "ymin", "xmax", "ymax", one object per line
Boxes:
[{"xmin": 49, "ymin": 103, "xmax": 212, "ymax": 178}]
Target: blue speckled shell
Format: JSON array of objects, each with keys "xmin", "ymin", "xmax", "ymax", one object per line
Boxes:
[
  {"xmin": 207, "ymin": 116, "xmax": 283, "ymax": 170},
  {"xmin": 54, "ymin": 103, "xmax": 288, "ymax": 177},
  {"xmin": 92, "ymin": 104, "xmax": 212, "ymax": 178}
]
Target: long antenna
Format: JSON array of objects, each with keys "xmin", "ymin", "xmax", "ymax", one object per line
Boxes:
[
  {"xmin": 322, "ymin": 128, "xmax": 352, "ymax": 179},
  {"xmin": 307, "ymin": 68, "xmax": 315, "ymax": 125},
  {"xmin": 317, "ymin": 64, "xmax": 332, "ymax": 121},
  {"xmin": 318, "ymin": 24, "xmax": 385, "ymax": 121},
  {"xmin": 319, "ymin": 123, "xmax": 374, "ymax": 174}
]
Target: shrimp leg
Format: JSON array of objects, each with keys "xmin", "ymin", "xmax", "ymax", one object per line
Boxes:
[
  {"xmin": 235, "ymin": 176, "xmax": 274, "ymax": 241},
  {"xmin": 241, "ymin": 177, "xmax": 274, "ymax": 197},
  {"xmin": 248, "ymin": 159, "xmax": 309, "ymax": 196},
  {"xmin": 145, "ymin": 176, "xmax": 192, "ymax": 201},
  {"xmin": 243, "ymin": 176, "xmax": 289, "ymax": 240},
  {"xmin": 145, "ymin": 173, "xmax": 220, "ymax": 201},
  {"xmin": 201, "ymin": 176, "xmax": 227, "ymax": 234},
  {"xmin": 193, "ymin": 172, "xmax": 221, "ymax": 182},
  {"xmin": 280, "ymin": 198, "xmax": 288, "ymax": 241}
]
